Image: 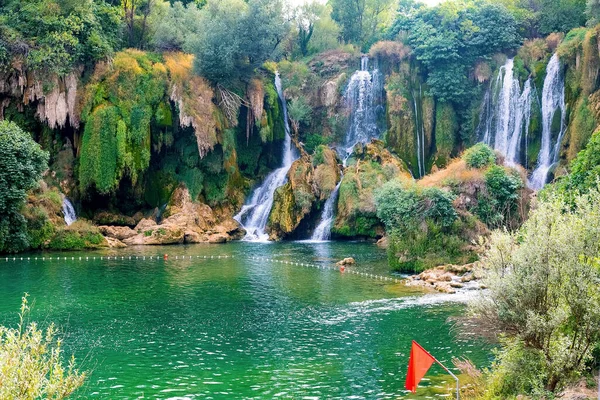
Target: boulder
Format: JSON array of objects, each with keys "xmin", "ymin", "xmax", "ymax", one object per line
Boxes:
[
  {"xmin": 98, "ymin": 225, "xmax": 137, "ymax": 241},
  {"xmin": 336, "ymin": 257, "xmax": 356, "ymax": 266},
  {"xmin": 105, "ymin": 237, "xmax": 127, "ymax": 248}
]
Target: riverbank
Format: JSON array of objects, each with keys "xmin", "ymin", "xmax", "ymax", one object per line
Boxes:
[{"xmin": 405, "ymin": 263, "xmax": 484, "ymax": 294}]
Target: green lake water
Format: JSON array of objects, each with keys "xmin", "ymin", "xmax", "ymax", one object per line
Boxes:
[{"xmin": 0, "ymin": 242, "xmax": 490, "ymax": 399}]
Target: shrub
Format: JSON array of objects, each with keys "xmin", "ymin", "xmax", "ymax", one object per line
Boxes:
[
  {"xmin": 47, "ymin": 221, "xmax": 106, "ymax": 251},
  {"xmin": 470, "ymin": 187, "xmax": 600, "ymax": 394},
  {"xmin": 463, "ymin": 143, "xmax": 496, "ymax": 169},
  {"xmin": 0, "ymin": 121, "xmax": 49, "ymax": 253},
  {"xmin": 0, "ymin": 294, "xmax": 86, "ymax": 399}
]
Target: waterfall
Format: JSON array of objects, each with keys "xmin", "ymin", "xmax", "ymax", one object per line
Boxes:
[
  {"xmin": 310, "ymin": 56, "xmax": 382, "ymax": 240},
  {"xmin": 233, "ymin": 72, "xmax": 298, "ymax": 241},
  {"xmin": 62, "ymin": 197, "xmax": 77, "ymax": 226},
  {"xmin": 478, "ymin": 58, "xmax": 534, "ymax": 166},
  {"xmin": 529, "ymin": 54, "xmax": 566, "ymax": 190},
  {"xmin": 310, "ymin": 179, "xmax": 342, "ymax": 241},
  {"xmin": 341, "ymin": 55, "xmax": 383, "ymax": 162},
  {"xmin": 413, "ymin": 85, "xmax": 425, "ymax": 177}
]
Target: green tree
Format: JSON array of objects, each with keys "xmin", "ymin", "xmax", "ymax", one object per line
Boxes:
[
  {"xmin": 587, "ymin": 0, "xmax": 600, "ymax": 27},
  {"xmin": 150, "ymin": 1, "xmax": 202, "ymax": 51},
  {"xmin": 287, "ymin": 96, "xmax": 312, "ymax": 136},
  {"xmin": 538, "ymin": 0, "xmax": 586, "ymax": 35},
  {"xmin": 191, "ymin": 0, "xmax": 287, "ymax": 85},
  {"xmin": 308, "ymin": 4, "xmax": 341, "ymax": 54},
  {"xmin": 0, "ymin": 294, "xmax": 86, "ymax": 399},
  {"xmin": 330, "ymin": 0, "xmax": 394, "ymax": 48},
  {"xmin": 0, "ymin": 0, "xmax": 122, "ymax": 74},
  {"xmin": 0, "ymin": 121, "xmax": 48, "ymax": 253},
  {"xmin": 471, "ymin": 188, "xmax": 600, "ymax": 393}
]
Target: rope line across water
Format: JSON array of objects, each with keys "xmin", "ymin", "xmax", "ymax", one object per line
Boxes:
[{"xmin": 4, "ymin": 255, "xmax": 400, "ymax": 284}]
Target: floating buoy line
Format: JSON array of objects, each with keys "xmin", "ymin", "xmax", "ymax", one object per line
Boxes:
[{"xmin": 4, "ymin": 254, "xmax": 401, "ymax": 284}]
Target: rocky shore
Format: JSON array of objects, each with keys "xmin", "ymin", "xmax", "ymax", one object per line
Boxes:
[{"xmin": 405, "ymin": 263, "xmax": 484, "ymax": 294}]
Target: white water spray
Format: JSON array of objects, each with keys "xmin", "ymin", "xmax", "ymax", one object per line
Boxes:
[
  {"xmin": 341, "ymin": 56, "xmax": 383, "ymax": 162},
  {"xmin": 62, "ymin": 197, "xmax": 77, "ymax": 226},
  {"xmin": 234, "ymin": 72, "xmax": 298, "ymax": 241},
  {"xmin": 310, "ymin": 179, "xmax": 342, "ymax": 241},
  {"xmin": 479, "ymin": 58, "xmax": 534, "ymax": 166},
  {"xmin": 529, "ymin": 54, "xmax": 566, "ymax": 190}
]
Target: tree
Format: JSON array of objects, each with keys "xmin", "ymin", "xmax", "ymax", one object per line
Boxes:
[
  {"xmin": 150, "ymin": 1, "xmax": 202, "ymax": 52},
  {"xmin": 287, "ymin": 96, "xmax": 312, "ymax": 136},
  {"xmin": 330, "ymin": 0, "xmax": 394, "ymax": 48},
  {"xmin": 295, "ymin": 1, "xmax": 321, "ymax": 57},
  {"xmin": 471, "ymin": 188, "xmax": 600, "ymax": 393},
  {"xmin": 307, "ymin": 4, "xmax": 341, "ymax": 54},
  {"xmin": 191, "ymin": 0, "xmax": 287, "ymax": 85},
  {"xmin": 538, "ymin": 0, "xmax": 586, "ymax": 35},
  {"xmin": 0, "ymin": 294, "xmax": 86, "ymax": 399},
  {"xmin": 0, "ymin": 0, "xmax": 122, "ymax": 74},
  {"xmin": 0, "ymin": 121, "xmax": 48, "ymax": 253},
  {"xmin": 587, "ymin": 0, "xmax": 600, "ymax": 26}
]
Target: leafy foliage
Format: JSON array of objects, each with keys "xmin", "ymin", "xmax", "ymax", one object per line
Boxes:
[
  {"xmin": 150, "ymin": 1, "xmax": 202, "ymax": 52},
  {"xmin": 463, "ymin": 143, "xmax": 496, "ymax": 169},
  {"xmin": 0, "ymin": 121, "xmax": 48, "ymax": 254},
  {"xmin": 330, "ymin": 0, "xmax": 395, "ymax": 49},
  {"xmin": 0, "ymin": 0, "xmax": 122, "ymax": 74},
  {"xmin": 79, "ymin": 50, "xmax": 167, "ymax": 195},
  {"xmin": 191, "ymin": 0, "xmax": 287, "ymax": 85},
  {"xmin": 391, "ymin": 1, "xmax": 520, "ymax": 105},
  {"xmin": 471, "ymin": 187, "xmax": 600, "ymax": 393},
  {"xmin": 0, "ymin": 294, "xmax": 86, "ymax": 399}
]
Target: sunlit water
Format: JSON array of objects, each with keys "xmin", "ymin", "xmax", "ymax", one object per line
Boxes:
[{"xmin": 0, "ymin": 242, "xmax": 491, "ymax": 399}]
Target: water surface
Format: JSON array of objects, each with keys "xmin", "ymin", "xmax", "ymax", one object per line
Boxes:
[{"xmin": 0, "ymin": 242, "xmax": 490, "ymax": 399}]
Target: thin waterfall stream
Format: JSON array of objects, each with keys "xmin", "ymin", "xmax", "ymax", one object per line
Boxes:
[
  {"xmin": 233, "ymin": 72, "xmax": 297, "ymax": 241},
  {"xmin": 61, "ymin": 196, "xmax": 77, "ymax": 226}
]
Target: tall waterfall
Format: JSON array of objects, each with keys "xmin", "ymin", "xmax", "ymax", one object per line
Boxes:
[
  {"xmin": 233, "ymin": 72, "xmax": 297, "ymax": 241},
  {"xmin": 310, "ymin": 179, "xmax": 342, "ymax": 241},
  {"xmin": 62, "ymin": 197, "xmax": 77, "ymax": 226},
  {"xmin": 310, "ymin": 56, "xmax": 382, "ymax": 241},
  {"xmin": 479, "ymin": 58, "xmax": 534, "ymax": 165},
  {"xmin": 529, "ymin": 54, "xmax": 566, "ymax": 190},
  {"xmin": 413, "ymin": 85, "xmax": 426, "ymax": 177},
  {"xmin": 341, "ymin": 56, "xmax": 383, "ymax": 162}
]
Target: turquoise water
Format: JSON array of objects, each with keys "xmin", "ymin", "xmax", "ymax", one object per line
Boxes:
[{"xmin": 0, "ymin": 242, "xmax": 490, "ymax": 399}]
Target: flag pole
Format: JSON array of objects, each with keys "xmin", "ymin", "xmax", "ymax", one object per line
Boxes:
[{"xmin": 431, "ymin": 355, "xmax": 459, "ymax": 400}]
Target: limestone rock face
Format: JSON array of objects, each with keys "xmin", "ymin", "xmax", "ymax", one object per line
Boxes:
[
  {"xmin": 268, "ymin": 147, "xmax": 341, "ymax": 240},
  {"xmin": 108, "ymin": 185, "xmax": 244, "ymax": 246}
]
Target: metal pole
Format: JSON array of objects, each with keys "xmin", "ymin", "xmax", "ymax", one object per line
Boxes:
[{"xmin": 432, "ymin": 356, "xmax": 459, "ymax": 400}]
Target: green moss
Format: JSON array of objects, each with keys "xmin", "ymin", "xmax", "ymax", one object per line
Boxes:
[
  {"xmin": 79, "ymin": 50, "xmax": 168, "ymax": 195},
  {"xmin": 144, "ymin": 229, "xmax": 153, "ymax": 237},
  {"xmin": 434, "ymin": 102, "xmax": 457, "ymax": 168},
  {"xmin": 47, "ymin": 222, "xmax": 106, "ymax": 251},
  {"xmin": 567, "ymin": 97, "xmax": 597, "ymax": 161}
]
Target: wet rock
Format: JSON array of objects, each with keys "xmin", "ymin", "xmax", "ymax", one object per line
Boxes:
[
  {"xmin": 406, "ymin": 262, "xmax": 482, "ymax": 294},
  {"xmin": 336, "ymin": 257, "xmax": 356, "ymax": 266},
  {"xmin": 98, "ymin": 226, "xmax": 137, "ymax": 241}
]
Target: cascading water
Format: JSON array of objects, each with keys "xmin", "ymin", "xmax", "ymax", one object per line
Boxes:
[
  {"xmin": 62, "ymin": 197, "xmax": 77, "ymax": 226},
  {"xmin": 529, "ymin": 54, "xmax": 566, "ymax": 190},
  {"xmin": 413, "ymin": 85, "xmax": 426, "ymax": 177},
  {"xmin": 310, "ymin": 56, "xmax": 383, "ymax": 240},
  {"xmin": 341, "ymin": 56, "xmax": 383, "ymax": 163},
  {"xmin": 310, "ymin": 179, "xmax": 342, "ymax": 241},
  {"xmin": 478, "ymin": 58, "xmax": 534, "ymax": 165},
  {"xmin": 233, "ymin": 72, "xmax": 297, "ymax": 241}
]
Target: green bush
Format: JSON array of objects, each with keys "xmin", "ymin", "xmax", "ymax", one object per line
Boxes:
[
  {"xmin": 475, "ymin": 165, "xmax": 523, "ymax": 228},
  {"xmin": 47, "ymin": 222, "xmax": 106, "ymax": 251},
  {"xmin": 375, "ymin": 180, "xmax": 465, "ymax": 273},
  {"xmin": 463, "ymin": 143, "xmax": 496, "ymax": 169},
  {"xmin": 0, "ymin": 295, "xmax": 86, "ymax": 399},
  {"xmin": 0, "ymin": 121, "xmax": 49, "ymax": 254}
]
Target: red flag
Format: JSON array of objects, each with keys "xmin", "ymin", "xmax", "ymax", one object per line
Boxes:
[{"xmin": 405, "ymin": 340, "xmax": 436, "ymax": 393}]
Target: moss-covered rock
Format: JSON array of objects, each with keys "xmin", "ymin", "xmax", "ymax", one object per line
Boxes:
[
  {"xmin": 434, "ymin": 102, "xmax": 457, "ymax": 168},
  {"xmin": 333, "ymin": 140, "xmax": 411, "ymax": 239}
]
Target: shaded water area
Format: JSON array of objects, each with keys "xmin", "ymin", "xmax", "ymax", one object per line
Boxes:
[{"xmin": 0, "ymin": 242, "xmax": 491, "ymax": 399}]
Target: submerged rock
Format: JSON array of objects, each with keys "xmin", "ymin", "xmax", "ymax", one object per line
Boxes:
[{"xmin": 406, "ymin": 263, "xmax": 482, "ymax": 294}]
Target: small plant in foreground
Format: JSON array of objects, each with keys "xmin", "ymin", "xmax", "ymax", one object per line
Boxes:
[{"xmin": 0, "ymin": 294, "xmax": 86, "ymax": 399}]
